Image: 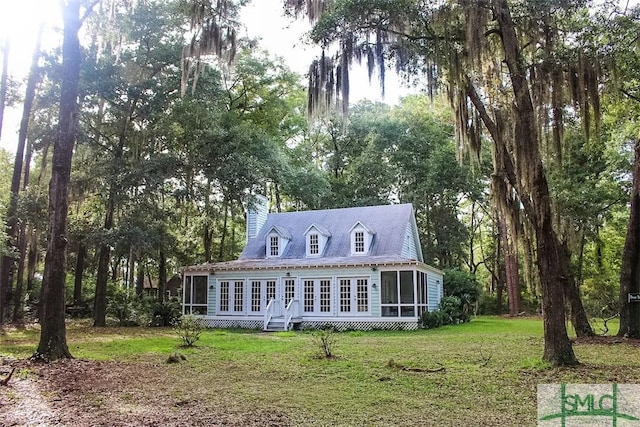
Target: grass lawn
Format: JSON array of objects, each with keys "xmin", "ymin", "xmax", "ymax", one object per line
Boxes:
[{"xmin": 2, "ymin": 316, "xmax": 640, "ymax": 426}]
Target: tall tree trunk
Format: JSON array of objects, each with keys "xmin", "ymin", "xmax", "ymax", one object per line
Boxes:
[
  {"xmin": 158, "ymin": 250, "xmax": 166, "ymax": 303},
  {"xmin": 135, "ymin": 261, "xmax": 144, "ymax": 298},
  {"xmin": 32, "ymin": 1, "xmax": 83, "ymax": 362},
  {"xmin": 26, "ymin": 230, "xmax": 37, "ymax": 294},
  {"xmin": 0, "ymin": 36, "xmax": 9, "ymax": 141},
  {"xmin": 128, "ymin": 246, "xmax": 136, "ymax": 290},
  {"xmin": 499, "ymin": 215, "xmax": 521, "ymax": 316},
  {"xmin": 0, "ymin": 28, "xmax": 42, "ymax": 324},
  {"xmin": 12, "ymin": 226, "xmax": 27, "ymax": 322},
  {"xmin": 559, "ymin": 241, "xmax": 594, "ymax": 337},
  {"xmin": 218, "ymin": 198, "xmax": 229, "ymax": 261},
  {"xmin": 496, "ymin": 0, "xmax": 576, "ymax": 364},
  {"xmin": 619, "ymin": 139, "xmax": 640, "ymax": 338},
  {"xmin": 94, "ymin": 198, "xmax": 114, "ymax": 327},
  {"xmin": 464, "ymin": 0, "xmax": 577, "ymax": 365},
  {"xmin": 495, "ymin": 213, "xmax": 504, "ymax": 314},
  {"xmin": 203, "ymin": 180, "xmax": 213, "ymax": 263},
  {"xmin": 73, "ymin": 242, "xmax": 86, "ymax": 306},
  {"xmin": 94, "ymin": 94, "xmax": 137, "ymax": 326}
]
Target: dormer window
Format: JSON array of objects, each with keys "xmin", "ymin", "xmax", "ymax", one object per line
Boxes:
[
  {"xmin": 350, "ymin": 222, "xmax": 374, "ymax": 256},
  {"xmin": 304, "ymin": 224, "xmax": 330, "ymax": 257},
  {"xmin": 309, "ymin": 234, "xmax": 319, "ymax": 255},
  {"xmin": 354, "ymin": 231, "xmax": 365, "ymax": 253},
  {"xmin": 266, "ymin": 226, "xmax": 291, "ymax": 258},
  {"xmin": 269, "ymin": 236, "xmax": 279, "ymax": 256}
]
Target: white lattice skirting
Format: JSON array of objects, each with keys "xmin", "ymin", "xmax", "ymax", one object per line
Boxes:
[
  {"xmin": 300, "ymin": 321, "xmax": 419, "ymax": 331},
  {"xmin": 200, "ymin": 319, "xmax": 264, "ymax": 329},
  {"xmin": 199, "ymin": 318, "xmax": 419, "ymax": 331}
]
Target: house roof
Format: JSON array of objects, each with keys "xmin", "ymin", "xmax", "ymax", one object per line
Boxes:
[{"xmin": 240, "ymin": 203, "xmax": 414, "ymax": 260}]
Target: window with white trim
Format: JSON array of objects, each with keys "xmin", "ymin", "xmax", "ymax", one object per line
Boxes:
[
  {"xmin": 354, "ymin": 231, "xmax": 365, "ymax": 253},
  {"xmin": 269, "ymin": 236, "xmax": 279, "ymax": 256},
  {"xmin": 309, "ymin": 234, "xmax": 319, "ymax": 255}
]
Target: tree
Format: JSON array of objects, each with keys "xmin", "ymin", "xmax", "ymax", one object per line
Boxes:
[
  {"xmin": 0, "ymin": 25, "xmax": 44, "ymax": 323},
  {"xmin": 285, "ymin": 0, "xmax": 608, "ymax": 365},
  {"xmin": 32, "ymin": 0, "xmax": 95, "ymax": 362}
]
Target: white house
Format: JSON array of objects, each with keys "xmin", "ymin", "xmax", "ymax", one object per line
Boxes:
[{"xmin": 181, "ymin": 198, "xmax": 444, "ymax": 331}]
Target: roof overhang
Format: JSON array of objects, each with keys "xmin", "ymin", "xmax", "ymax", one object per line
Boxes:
[{"xmin": 180, "ymin": 257, "xmax": 443, "ymax": 275}]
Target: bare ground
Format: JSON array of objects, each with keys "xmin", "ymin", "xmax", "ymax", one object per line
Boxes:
[{"xmin": 0, "ymin": 359, "xmax": 291, "ymax": 427}]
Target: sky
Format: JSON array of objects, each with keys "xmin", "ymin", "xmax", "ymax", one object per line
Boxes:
[{"xmin": 0, "ymin": 0, "xmax": 415, "ymax": 153}]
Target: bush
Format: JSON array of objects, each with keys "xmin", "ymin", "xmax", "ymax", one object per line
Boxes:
[
  {"xmin": 444, "ymin": 269, "xmax": 480, "ymax": 306},
  {"xmin": 174, "ymin": 315, "xmax": 205, "ymax": 347},
  {"xmin": 420, "ymin": 310, "xmax": 444, "ymax": 329},
  {"xmin": 151, "ymin": 299, "xmax": 182, "ymax": 327},
  {"xmin": 419, "ymin": 294, "xmax": 473, "ymax": 329},
  {"xmin": 312, "ymin": 327, "xmax": 337, "ymax": 358},
  {"xmin": 107, "ymin": 288, "xmax": 151, "ymax": 326}
]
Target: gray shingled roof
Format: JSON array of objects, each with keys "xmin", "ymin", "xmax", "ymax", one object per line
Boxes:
[{"xmin": 240, "ymin": 203, "xmax": 414, "ymax": 260}]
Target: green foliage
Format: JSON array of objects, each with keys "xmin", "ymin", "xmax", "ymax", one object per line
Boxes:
[
  {"xmin": 174, "ymin": 315, "xmax": 205, "ymax": 347},
  {"xmin": 151, "ymin": 298, "xmax": 182, "ymax": 327},
  {"xmin": 420, "ymin": 295, "xmax": 472, "ymax": 329},
  {"xmin": 442, "ymin": 268, "xmax": 480, "ymax": 321},
  {"xmin": 420, "ymin": 310, "xmax": 445, "ymax": 329},
  {"xmin": 107, "ymin": 287, "xmax": 150, "ymax": 327}
]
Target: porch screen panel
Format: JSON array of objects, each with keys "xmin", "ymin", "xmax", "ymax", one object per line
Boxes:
[
  {"xmin": 184, "ymin": 276, "xmax": 192, "ymax": 305},
  {"xmin": 234, "ymin": 281, "xmax": 244, "ymax": 312},
  {"xmin": 251, "ymin": 281, "xmax": 261, "ymax": 312},
  {"xmin": 340, "ymin": 279, "xmax": 351, "ymax": 313},
  {"xmin": 304, "ymin": 280, "xmax": 314, "ymax": 313},
  {"xmin": 192, "ymin": 276, "xmax": 208, "ymax": 315},
  {"xmin": 219, "ymin": 281, "xmax": 230, "ymax": 312},
  {"xmin": 400, "ymin": 271, "xmax": 415, "ymax": 317},
  {"xmin": 320, "ymin": 280, "xmax": 331, "ymax": 313},
  {"xmin": 357, "ymin": 279, "xmax": 368, "ymax": 312},
  {"xmin": 381, "ymin": 271, "xmax": 398, "ymax": 317}
]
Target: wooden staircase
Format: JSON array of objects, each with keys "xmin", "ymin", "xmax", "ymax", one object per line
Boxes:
[{"xmin": 263, "ymin": 316, "xmax": 302, "ymax": 332}]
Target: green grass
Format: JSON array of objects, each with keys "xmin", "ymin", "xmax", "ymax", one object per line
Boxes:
[{"xmin": 2, "ymin": 316, "xmax": 639, "ymax": 426}]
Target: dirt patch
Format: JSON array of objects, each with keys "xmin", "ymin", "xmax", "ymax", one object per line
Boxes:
[
  {"xmin": 572, "ymin": 335, "xmax": 640, "ymax": 347},
  {"xmin": 0, "ymin": 359, "xmax": 290, "ymax": 426}
]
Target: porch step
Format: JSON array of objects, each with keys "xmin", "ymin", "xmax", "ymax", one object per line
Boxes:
[{"xmin": 263, "ymin": 316, "xmax": 302, "ymax": 332}]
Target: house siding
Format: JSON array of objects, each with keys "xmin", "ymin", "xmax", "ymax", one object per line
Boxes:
[
  {"xmin": 246, "ymin": 195, "xmax": 268, "ymax": 241},
  {"xmin": 401, "ymin": 223, "xmax": 418, "ymax": 260},
  {"xmin": 208, "ymin": 274, "xmax": 216, "ymax": 315},
  {"xmin": 427, "ymin": 272, "xmax": 442, "ymax": 312}
]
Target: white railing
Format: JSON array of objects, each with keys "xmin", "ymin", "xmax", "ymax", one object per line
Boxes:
[
  {"xmin": 284, "ymin": 299, "xmax": 300, "ymax": 331},
  {"xmin": 263, "ymin": 298, "xmax": 275, "ymax": 330}
]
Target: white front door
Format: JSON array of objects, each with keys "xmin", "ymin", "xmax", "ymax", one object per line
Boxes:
[
  {"xmin": 279, "ymin": 277, "xmax": 297, "ymax": 315},
  {"xmin": 303, "ymin": 278, "xmax": 333, "ymax": 316}
]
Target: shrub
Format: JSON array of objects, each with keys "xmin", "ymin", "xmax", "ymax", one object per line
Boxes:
[
  {"xmin": 151, "ymin": 299, "xmax": 182, "ymax": 327},
  {"xmin": 174, "ymin": 315, "xmax": 205, "ymax": 347},
  {"xmin": 312, "ymin": 327, "xmax": 337, "ymax": 358},
  {"xmin": 420, "ymin": 310, "xmax": 444, "ymax": 329},
  {"xmin": 439, "ymin": 295, "xmax": 465, "ymax": 324},
  {"xmin": 444, "ymin": 269, "xmax": 480, "ymax": 306},
  {"xmin": 107, "ymin": 288, "xmax": 151, "ymax": 326}
]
